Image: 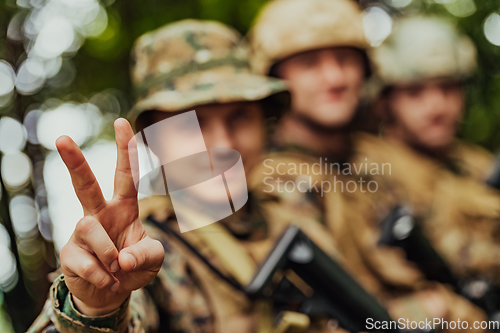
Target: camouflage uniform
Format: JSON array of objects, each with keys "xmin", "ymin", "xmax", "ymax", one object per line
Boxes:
[
  {"xmin": 364, "ymin": 16, "xmax": 500, "ymax": 282},
  {"xmin": 27, "ymin": 19, "xmax": 344, "ymax": 333},
  {"xmin": 352, "ymin": 133, "xmax": 500, "ymax": 281},
  {"xmin": 248, "ymin": 147, "xmax": 489, "ymax": 331},
  {"xmin": 28, "ymin": 191, "xmax": 340, "ymax": 333},
  {"xmin": 249, "ymin": 2, "xmax": 489, "ymax": 329}
]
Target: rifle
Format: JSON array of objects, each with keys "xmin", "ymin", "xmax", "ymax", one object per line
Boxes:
[
  {"xmin": 378, "ymin": 206, "xmax": 500, "ymax": 319},
  {"xmin": 246, "ymin": 224, "xmax": 401, "ymax": 333},
  {"xmin": 148, "ymin": 217, "xmax": 402, "ymax": 332}
]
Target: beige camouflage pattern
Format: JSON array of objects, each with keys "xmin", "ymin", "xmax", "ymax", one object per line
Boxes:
[
  {"xmin": 128, "ymin": 19, "xmax": 289, "ymax": 128},
  {"xmin": 26, "ymin": 146, "xmax": 492, "ymax": 333},
  {"xmin": 27, "ymin": 183, "xmax": 349, "ymax": 333},
  {"xmin": 327, "ymin": 186, "xmax": 489, "ymax": 331},
  {"xmin": 250, "ymin": 149, "xmax": 489, "ymax": 331},
  {"xmin": 249, "ymin": 0, "xmax": 369, "ymax": 76},
  {"xmin": 352, "ymin": 133, "xmax": 500, "ymax": 282},
  {"xmin": 372, "ymin": 16, "xmax": 477, "ymax": 86}
]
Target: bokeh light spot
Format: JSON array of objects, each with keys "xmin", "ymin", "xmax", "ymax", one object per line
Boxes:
[
  {"xmin": 444, "ymin": 0, "xmax": 476, "ymax": 18},
  {"xmin": 1, "ymin": 152, "xmax": 32, "ymax": 190},
  {"xmin": 10, "ymin": 195, "xmax": 38, "ymax": 238},
  {"xmin": 386, "ymin": 0, "xmax": 412, "ymax": 8},
  {"xmin": 37, "ymin": 103, "xmax": 91, "ymax": 150},
  {"xmin": 0, "ymin": 117, "xmax": 27, "ymax": 153},
  {"xmin": 363, "ymin": 6, "xmax": 393, "ymax": 47},
  {"xmin": 0, "ymin": 61, "xmax": 16, "ymax": 108},
  {"xmin": 0, "ymin": 246, "xmax": 18, "ymax": 292},
  {"xmin": 484, "ymin": 13, "xmax": 500, "ymax": 46},
  {"xmin": 16, "ymin": 58, "xmax": 46, "ymax": 95},
  {"xmin": 34, "ymin": 17, "xmax": 75, "ymax": 59}
]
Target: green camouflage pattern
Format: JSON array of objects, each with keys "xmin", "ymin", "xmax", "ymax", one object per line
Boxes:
[
  {"xmin": 249, "ymin": 0, "xmax": 369, "ymax": 76},
  {"xmin": 25, "ymin": 148, "xmax": 491, "ymax": 333},
  {"xmin": 27, "ymin": 275, "xmax": 134, "ymax": 333},
  {"xmin": 24, "ymin": 188, "xmax": 340, "ymax": 333},
  {"xmin": 372, "ymin": 16, "xmax": 477, "ymax": 86},
  {"xmin": 25, "ymin": 225, "xmax": 215, "ymax": 333},
  {"xmin": 128, "ymin": 19, "xmax": 288, "ymax": 127}
]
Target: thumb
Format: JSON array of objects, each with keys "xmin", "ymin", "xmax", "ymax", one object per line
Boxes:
[{"xmin": 119, "ymin": 236, "xmax": 164, "ymax": 272}]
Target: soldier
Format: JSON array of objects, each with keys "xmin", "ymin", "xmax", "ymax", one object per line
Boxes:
[
  {"xmin": 248, "ymin": 1, "xmax": 488, "ymax": 329},
  {"xmin": 247, "ymin": 0, "xmax": 372, "ymax": 246},
  {"xmin": 249, "ymin": 0, "xmax": 369, "ymax": 160},
  {"xmin": 27, "ymin": 19, "xmax": 345, "ymax": 333},
  {"xmin": 358, "ymin": 15, "xmax": 500, "ymax": 282}
]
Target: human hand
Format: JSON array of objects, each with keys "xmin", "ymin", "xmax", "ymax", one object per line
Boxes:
[{"xmin": 58, "ymin": 119, "xmax": 164, "ymax": 315}]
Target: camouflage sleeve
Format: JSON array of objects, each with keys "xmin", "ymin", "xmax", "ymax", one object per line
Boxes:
[
  {"xmin": 452, "ymin": 141, "xmax": 495, "ymax": 181},
  {"xmin": 26, "ymin": 275, "xmax": 158, "ymax": 333},
  {"xmin": 427, "ymin": 173, "xmax": 500, "ymax": 280},
  {"xmin": 385, "ymin": 283, "xmax": 488, "ymax": 331}
]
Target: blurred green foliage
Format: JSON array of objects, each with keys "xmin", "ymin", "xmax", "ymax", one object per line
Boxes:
[
  {"xmin": 2, "ymin": 0, "xmax": 500, "ymax": 148},
  {"xmin": 50, "ymin": 0, "xmax": 270, "ymax": 96},
  {"xmin": 0, "ymin": 1, "xmax": 499, "ymax": 143}
]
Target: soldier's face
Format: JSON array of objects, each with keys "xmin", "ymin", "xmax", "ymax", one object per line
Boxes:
[
  {"xmin": 193, "ymin": 102, "xmax": 266, "ymax": 173},
  {"xmin": 276, "ymin": 47, "xmax": 366, "ymax": 127},
  {"xmin": 387, "ymin": 79, "xmax": 464, "ymax": 151},
  {"xmin": 147, "ymin": 102, "xmax": 265, "ymax": 204}
]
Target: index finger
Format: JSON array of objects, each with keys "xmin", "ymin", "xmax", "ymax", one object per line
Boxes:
[
  {"xmin": 56, "ymin": 136, "xmax": 106, "ymax": 215},
  {"xmin": 113, "ymin": 118, "xmax": 139, "ymax": 200}
]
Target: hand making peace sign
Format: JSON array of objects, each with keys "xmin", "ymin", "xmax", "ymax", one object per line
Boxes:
[{"xmin": 57, "ymin": 118, "xmax": 164, "ymax": 316}]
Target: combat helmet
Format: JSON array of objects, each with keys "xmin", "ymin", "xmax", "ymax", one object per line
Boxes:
[
  {"xmin": 372, "ymin": 16, "xmax": 477, "ymax": 86},
  {"xmin": 249, "ymin": 0, "xmax": 370, "ymax": 76}
]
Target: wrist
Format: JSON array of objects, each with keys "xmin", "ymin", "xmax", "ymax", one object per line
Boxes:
[
  {"xmin": 71, "ymin": 293, "xmax": 127, "ymax": 316},
  {"xmin": 50, "ymin": 275, "xmax": 132, "ymax": 332}
]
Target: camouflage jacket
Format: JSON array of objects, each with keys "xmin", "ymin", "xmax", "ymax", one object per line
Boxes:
[
  {"xmin": 351, "ymin": 133, "xmax": 500, "ymax": 281},
  {"xmin": 27, "ymin": 147, "xmax": 491, "ymax": 333},
  {"xmin": 250, "ymin": 149, "xmax": 489, "ymax": 330},
  {"xmin": 26, "ymin": 153, "xmax": 342, "ymax": 333}
]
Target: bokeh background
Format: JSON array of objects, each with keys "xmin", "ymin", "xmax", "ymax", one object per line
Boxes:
[{"xmin": 1, "ymin": 0, "xmax": 500, "ymax": 331}]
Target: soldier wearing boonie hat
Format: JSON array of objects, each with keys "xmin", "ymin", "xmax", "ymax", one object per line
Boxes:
[
  {"xmin": 128, "ymin": 19, "xmax": 289, "ymax": 133},
  {"xmin": 27, "ymin": 18, "xmax": 347, "ymax": 333}
]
